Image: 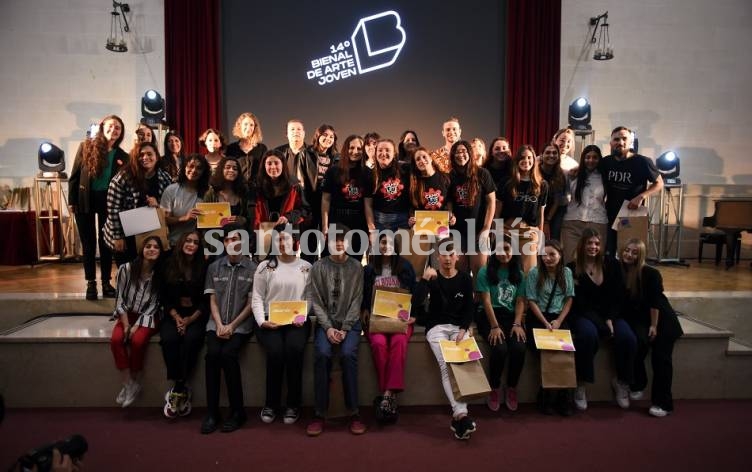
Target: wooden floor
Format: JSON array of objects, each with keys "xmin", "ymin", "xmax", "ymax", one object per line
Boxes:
[{"xmin": 0, "ymin": 259, "xmax": 750, "ymax": 293}]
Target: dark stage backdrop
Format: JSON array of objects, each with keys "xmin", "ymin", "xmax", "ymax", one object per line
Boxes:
[{"xmin": 221, "ymin": 0, "xmax": 505, "ymax": 150}]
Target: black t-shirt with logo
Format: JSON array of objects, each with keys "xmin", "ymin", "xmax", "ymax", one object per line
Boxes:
[
  {"xmin": 372, "ymin": 166, "xmax": 410, "ymax": 214},
  {"xmin": 414, "ymin": 171, "xmax": 450, "ymax": 211},
  {"xmin": 449, "ymin": 167, "xmax": 496, "ymax": 234},
  {"xmin": 499, "ymin": 179, "xmax": 549, "ymax": 227},
  {"xmin": 323, "ymin": 164, "xmax": 371, "ymax": 229},
  {"xmin": 600, "ymin": 154, "xmax": 659, "ymax": 222}
]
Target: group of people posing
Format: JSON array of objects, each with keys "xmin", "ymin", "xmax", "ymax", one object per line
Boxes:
[{"xmin": 67, "ymin": 112, "xmax": 682, "ymax": 440}]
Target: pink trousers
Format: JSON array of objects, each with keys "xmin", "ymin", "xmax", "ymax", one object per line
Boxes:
[{"xmin": 367, "ymin": 324, "xmax": 414, "ymax": 392}]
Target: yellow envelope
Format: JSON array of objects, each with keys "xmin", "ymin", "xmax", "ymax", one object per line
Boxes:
[
  {"xmin": 269, "ymin": 301, "xmax": 308, "ymax": 326},
  {"xmin": 196, "ymin": 202, "xmax": 232, "ymax": 229},
  {"xmin": 414, "ymin": 210, "xmax": 450, "ymax": 237},
  {"xmin": 532, "ymin": 328, "xmax": 576, "ymax": 351},
  {"xmin": 372, "ymin": 290, "xmax": 412, "ymax": 320},
  {"xmin": 439, "ymin": 337, "xmax": 483, "ymax": 363}
]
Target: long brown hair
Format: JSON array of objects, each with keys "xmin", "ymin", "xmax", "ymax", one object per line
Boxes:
[
  {"xmin": 536, "ymin": 239, "xmax": 567, "ymax": 294},
  {"xmin": 539, "ymin": 144, "xmax": 565, "ymax": 195},
  {"xmin": 506, "ymin": 145, "xmax": 542, "ymax": 198},
  {"xmin": 573, "ymin": 227, "xmax": 604, "ymax": 278},
  {"xmin": 122, "ymin": 142, "xmax": 160, "ymax": 195},
  {"xmin": 409, "ymin": 146, "xmax": 448, "ymax": 208},
  {"xmin": 371, "ymin": 139, "xmax": 399, "ymax": 193},
  {"xmin": 338, "ymin": 135, "xmax": 364, "ymax": 185},
  {"xmin": 450, "ymin": 140, "xmax": 479, "ymax": 206},
  {"xmin": 83, "ymin": 114, "xmax": 125, "ymax": 177}
]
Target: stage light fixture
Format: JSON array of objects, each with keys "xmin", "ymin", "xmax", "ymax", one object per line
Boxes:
[
  {"xmin": 87, "ymin": 123, "xmax": 99, "ymax": 139},
  {"xmin": 568, "ymin": 97, "xmax": 591, "ymax": 130},
  {"xmin": 631, "ymin": 130, "xmax": 639, "ymax": 153},
  {"xmin": 141, "ymin": 89, "xmax": 165, "ymax": 126},
  {"xmin": 38, "ymin": 142, "xmax": 65, "ymax": 175},
  {"xmin": 590, "ymin": 11, "xmax": 613, "ymax": 61},
  {"xmin": 656, "ymin": 151, "xmax": 681, "ymax": 185},
  {"xmin": 105, "ymin": 2, "xmax": 130, "ymax": 53}
]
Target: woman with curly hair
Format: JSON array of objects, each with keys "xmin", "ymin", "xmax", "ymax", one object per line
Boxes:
[{"xmin": 69, "ymin": 114, "xmax": 128, "ymax": 299}]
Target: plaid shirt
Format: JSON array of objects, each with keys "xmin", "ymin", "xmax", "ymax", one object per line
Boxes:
[{"xmin": 103, "ymin": 168, "xmax": 172, "ymax": 248}]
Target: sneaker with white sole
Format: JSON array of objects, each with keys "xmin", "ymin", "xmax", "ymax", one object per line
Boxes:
[
  {"xmin": 283, "ymin": 407, "xmax": 300, "ymax": 425},
  {"xmin": 115, "ymin": 383, "xmax": 128, "ymax": 405},
  {"xmin": 122, "ymin": 381, "xmax": 141, "ymax": 408},
  {"xmin": 649, "ymin": 405, "xmax": 671, "ymax": 417},
  {"xmin": 611, "ymin": 378, "xmax": 630, "ymax": 409},
  {"xmin": 178, "ymin": 388, "xmax": 192, "ymax": 417},
  {"xmin": 450, "ymin": 416, "xmax": 477, "ymax": 440},
  {"xmin": 574, "ymin": 385, "xmax": 588, "ymax": 411},
  {"xmin": 629, "ymin": 390, "xmax": 645, "ymax": 401},
  {"xmin": 260, "ymin": 406, "xmax": 276, "ymax": 424}
]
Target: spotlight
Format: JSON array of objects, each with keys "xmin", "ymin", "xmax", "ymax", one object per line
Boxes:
[
  {"xmin": 38, "ymin": 142, "xmax": 65, "ymax": 175},
  {"xmin": 87, "ymin": 123, "xmax": 99, "ymax": 139},
  {"xmin": 568, "ymin": 97, "xmax": 591, "ymax": 130},
  {"xmin": 141, "ymin": 89, "xmax": 165, "ymax": 126},
  {"xmin": 656, "ymin": 151, "xmax": 680, "ymax": 185},
  {"xmin": 631, "ymin": 130, "xmax": 639, "ymax": 153}
]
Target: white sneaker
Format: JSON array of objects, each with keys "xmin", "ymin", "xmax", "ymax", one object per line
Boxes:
[
  {"xmin": 629, "ymin": 390, "xmax": 644, "ymax": 401},
  {"xmin": 611, "ymin": 378, "xmax": 630, "ymax": 409},
  {"xmin": 574, "ymin": 386, "xmax": 588, "ymax": 411},
  {"xmin": 649, "ymin": 405, "xmax": 671, "ymax": 417},
  {"xmin": 122, "ymin": 380, "xmax": 141, "ymax": 408},
  {"xmin": 115, "ymin": 384, "xmax": 128, "ymax": 405}
]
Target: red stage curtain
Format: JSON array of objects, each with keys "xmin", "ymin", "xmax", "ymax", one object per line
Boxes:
[
  {"xmin": 504, "ymin": 0, "xmax": 561, "ymax": 152},
  {"xmin": 164, "ymin": 0, "xmax": 222, "ymax": 155}
]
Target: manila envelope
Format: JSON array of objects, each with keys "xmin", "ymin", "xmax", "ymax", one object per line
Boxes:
[
  {"xmin": 196, "ymin": 202, "xmax": 232, "ymax": 229},
  {"xmin": 269, "ymin": 301, "xmax": 308, "ymax": 326}
]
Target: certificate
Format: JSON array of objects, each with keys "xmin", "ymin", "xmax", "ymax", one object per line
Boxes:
[
  {"xmin": 119, "ymin": 206, "xmax": 161, "ymax": 236},
  {"xmin": 196, "ymin": 202, "xmax": 232, "ymax": 229},
  {"xmin": 439, "ymin": 337, "xmax": 483, "ymax": 363},
  {"xmin": 372, "ymin": 290, "xmax": 412, "ymax": 321},
  {"xmin": 414, "ymin": 211, "xmax": 450, "ymax": 237},
  {"xmin": 269, "ymin": 301, "xmax": 308, "ymax": 326},
  {"xmin": 532, "ymin": 329, "xmax": 576, "ymax": 351}
]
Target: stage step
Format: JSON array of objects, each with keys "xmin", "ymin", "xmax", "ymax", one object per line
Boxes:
[{"xmin": 1, "ymin": 312, "xmax": 750, "ymax": 408}]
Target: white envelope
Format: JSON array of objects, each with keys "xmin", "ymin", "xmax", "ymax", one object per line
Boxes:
[{"xmin": 119, "ymin": 206, "xmax": 161, "ymax": 236}]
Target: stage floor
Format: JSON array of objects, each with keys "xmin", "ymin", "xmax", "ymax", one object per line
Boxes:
[{"xmin": 1, "ymin": 259, "xmax": 750, "ymax": 294}]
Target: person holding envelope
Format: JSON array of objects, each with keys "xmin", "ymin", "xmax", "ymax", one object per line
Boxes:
[
  {"xmin": 103, "ymin": 141, "xmax": 172, "ymax": 265},
  {"xmin": 203, "ymin": 156, "xmax": 251, "ymax": 227},
  {"xmin": 408, "ymin": 146, "xmax": 450, "ymax": 221},
  {"xmin": 412, "ymin": 240, "xmax": 477, "ymax": 440},
  {"xmin": 475, "ymin": 234, "xmax": 527, "ymax": 413},
  {"xmin": 362, "ymin": 233, "xmax": 417, "ymax": 422},
  {"xmin": 251, "ymin": 227, "xmax": 312, "ymax": 426},
  {"xmin": 525, "ymin": 239, "xmax": 575, "ymax": 416},
  {"xmin": 161, "ymin": 154, "xmax": 210, "ymax": 247},
  {"xmin": 446, "ymin": 140, "xmax": 496, "ymax": 282},
  {"xmin": 306, "ymin": 224, "xmax": 365, "ymax": 437}
]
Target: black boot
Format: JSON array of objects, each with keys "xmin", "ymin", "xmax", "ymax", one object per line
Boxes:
[
  {"xmin": 102, "ymin": 280, "xmax": 117, "ymax": 298},
  {"xmin": 86, "ymin": 280, "xmax": 98, "ymax": 300}
]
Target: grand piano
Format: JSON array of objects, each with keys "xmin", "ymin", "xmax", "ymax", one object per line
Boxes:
[{"xmin": 703, "ymin": 199, "xmax": 752, "ymax": 268}]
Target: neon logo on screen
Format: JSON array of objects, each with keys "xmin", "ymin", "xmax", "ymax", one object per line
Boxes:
[{"xmin": 306, "ymin": 10, "xmax": 406, "ymax": 86}]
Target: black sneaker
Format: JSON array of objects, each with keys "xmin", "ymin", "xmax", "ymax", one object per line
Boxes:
[
  {"xmin": 450, "ymin": 416, "xmax": 476, "ymax": 440},
  {"xmin": 283, "ymin": 407, "xmax": 300, "ymax": 425},
  {"xmin": 221, "ymin": 411, "xmax": 247, "ymax": 433},
  {"xmin": 200, "ymin": 414, "xmax": 221, "ymax": 434},
  {"xmin": 102, "ymin": 281, "xmax": 117, "ymax": 298},
  {"xmin": 85, "ymin": 281, "xmax": 97, "ymax": 300}
]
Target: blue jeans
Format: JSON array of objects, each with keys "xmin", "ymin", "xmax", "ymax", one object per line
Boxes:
[
  {"xmin": 313, "ymin": 321, "xmax": 362, "ymax": 417},
  {"xmin": 374, "ymin": 211, "xmax": 409, "ymax": 233},
  {"xmin": 571, "ymin": 316, "xmax": 637, "ymax": 384}
]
